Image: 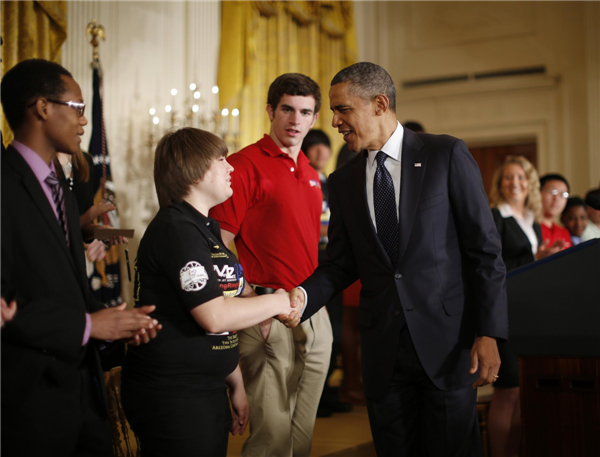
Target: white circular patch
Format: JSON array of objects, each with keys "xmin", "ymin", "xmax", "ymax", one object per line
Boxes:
[{"xmin": 180, "ymin": 261, "xmax": 209, "ymax": 292}]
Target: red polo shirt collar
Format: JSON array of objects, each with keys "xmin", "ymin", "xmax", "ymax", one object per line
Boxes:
[{"xmin": 257, "ymin": 134, "xmax": 310, "ymax": 166}]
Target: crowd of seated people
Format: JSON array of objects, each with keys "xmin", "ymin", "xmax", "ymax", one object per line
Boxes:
[{"xmin": 485, "ymin": 156, "xmax": 597, "ymax": 457}]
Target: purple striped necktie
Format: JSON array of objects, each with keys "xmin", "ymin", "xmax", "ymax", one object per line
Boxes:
[{"xmin": 45, "ymin": 172, "xmax": 70, "ymax": 246}]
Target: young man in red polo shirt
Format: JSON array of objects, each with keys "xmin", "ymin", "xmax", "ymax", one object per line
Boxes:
[{"xmin": 210, "ymin": 73, "xmax": 333, "ymax": 457}]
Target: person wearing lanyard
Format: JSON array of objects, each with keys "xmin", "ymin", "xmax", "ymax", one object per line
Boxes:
[{"xmin": 121, "ymin": 128, "xmax": 296, "ymax": 457}]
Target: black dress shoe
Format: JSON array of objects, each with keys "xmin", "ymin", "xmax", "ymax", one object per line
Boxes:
[
  {"xmin": 329, "ymin": 401, "xmax": 352, "ymax": 413},
  {"xmin": 330, "ymin": 401, "xmax": 353, "ymax": 413}
]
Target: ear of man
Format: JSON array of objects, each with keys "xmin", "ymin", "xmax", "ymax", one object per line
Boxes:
[
  {"xmin": 34, "ymin": 98, "xmax": 51, "ymax": 121},
  {"xmin": 266, "ymin": 104, "xmax": 274, "ymax": 121},
  {"xmin": 374, "ymin": 94, "xmax": 390, "ymax": 116}
]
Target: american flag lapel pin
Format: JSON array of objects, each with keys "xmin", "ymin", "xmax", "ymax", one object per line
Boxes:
[{"xmin": 414, "ymin": 163, "xmax": 422, "ymax": 168}]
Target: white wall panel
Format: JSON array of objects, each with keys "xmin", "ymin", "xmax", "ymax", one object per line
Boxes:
[
  {"xmin": 353, "ymin": 1, "xmax": 599, "ymax": 196},
  {"xmin": 63, "ymin": 1, "xmax": 220, "ymax": 302}
]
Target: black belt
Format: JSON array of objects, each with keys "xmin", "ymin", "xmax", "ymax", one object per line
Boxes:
[{"xmin": 252, "ymin": 285, "xmax": 276, "ymax": 295}]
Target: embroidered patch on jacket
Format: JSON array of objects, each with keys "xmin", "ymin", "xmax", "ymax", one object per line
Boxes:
[{"xmin": 180, "ymin": 261, "xmax": 209, "ymax": 291}]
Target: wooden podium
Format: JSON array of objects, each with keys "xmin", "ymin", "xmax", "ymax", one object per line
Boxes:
[{"xmin": 507, "ymin": 239, "xmax": 600, "ymax": 457}]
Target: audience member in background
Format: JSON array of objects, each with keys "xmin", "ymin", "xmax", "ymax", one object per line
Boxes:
[
  {"xmin": 336, "ymin": 142, "xmax": 359, "ymax": 162},
  {"xmin": 55, "ymin": 149, "xmax": 128, "ymax": 370},
  {"xmin": 561, "ymin": 197, "xmax": 588, "ymax": 246},
  {"xmin": 56, "ymin": 150, "xmax": 111, "ymax": 265},
  {"xmin": 581, "ymin": 188, "xmax": 600, "ymax": 241},
  {"xmin": 403, "ymin": 120, "xmax": 425, "ymax": 133},
  {"xmin": 488, "ymin": 155, "xmax": 560, "ymax": 457},
  {"xmin": 55, "ymin": 149, "xmax": 118, "ymax": 241},
  {"xmin": 539, "ymin": 173, "xmax": 572, "ymax": 250},
  {"xmin": 1, "ymin": 58, "xmax": 159, "ymax": 457},
  {"xmin": 122, "ymin": 128, "xmax": 294, "ymax": 457},
  {"xmin": 302, "ymin": 129, "xmax": 352, "ymax": 418},
  {"xmin": 302, "ymin": 129, "xmax": 332, "ymax": 244}
]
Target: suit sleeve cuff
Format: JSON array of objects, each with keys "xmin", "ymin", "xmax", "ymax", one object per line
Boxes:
[
  {"xmin": 296, "ymin": 287, "xmax": 308, "ymax": 316},
  {"xmin": 82, "ymin": 313, "xmax": 92, "ymax": 346}
]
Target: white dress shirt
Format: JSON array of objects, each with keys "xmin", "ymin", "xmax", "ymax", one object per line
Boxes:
[
  {"xmin": 297, "ymin": 121, "xmax": 404, "ymax": 313},
  {"xmin": 366, "ymin": 121, "xmax": 404, "ymax": 232}
]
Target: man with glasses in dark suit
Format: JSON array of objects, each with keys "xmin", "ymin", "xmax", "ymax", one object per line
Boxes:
[{"xmin": 1, "ymin": 59, "xmax": 160, "ymax": 457}]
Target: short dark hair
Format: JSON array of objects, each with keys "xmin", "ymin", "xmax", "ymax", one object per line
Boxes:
[
  {"xmin": 331, "ymin": 62, "xmax": 396, "ymax": 112},
  {"xmin": 404, "ymin": 121, "xmax": 425, "ymax": 133},
  {"xmin": 154, "ymin": 128, "xmax": 228, "ymax": 208},
  {"xmin": 335, "ymin": 143, "xmax": 359, "ymax": 170},
  {"xmin": 1, "ymin": 59, "xmax": 72, "ymax": 131},
  {"xmin": 301, "ymin": 129, "xmax": 330, "ymax": 156},
  {"xmin": 267, "ymin": 73, "xmax": 321, "ymax": 114},
  {"xmin": 539, "ymin": 173, "xmax": 570, "ymax": 192},
  {"xmin": 585, "ymin": 188, "xmax": 600, "ymax": 211},
  {"xmin": 562, "ymin": 196, "xmax": 586, "ymax": 216}
]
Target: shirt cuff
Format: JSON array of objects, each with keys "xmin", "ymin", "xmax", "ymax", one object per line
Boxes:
[
  {"xmin": 82, "ymin": 313, "xmax": 92, "ymax": 346},
  {"xmin": 296, "ymin": 286, "xmax": 309, "ymax": 316}
]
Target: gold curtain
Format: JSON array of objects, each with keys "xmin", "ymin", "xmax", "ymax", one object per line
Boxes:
[
  {"xmin": 218, "ymin": 1, "xmax": 357, "ymax": 174},
  {"xmin": 1, "ymin": 1, "xmax": 67, "ymax": 146}
]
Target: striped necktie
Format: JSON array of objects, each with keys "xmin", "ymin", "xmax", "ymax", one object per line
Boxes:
[{"xmin": 45, "ymin": 172, "xmax": 70, "ymax": 246}]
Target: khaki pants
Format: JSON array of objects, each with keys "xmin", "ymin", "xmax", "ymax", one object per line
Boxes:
[{"xmin": 239, "ymin": 307, "xmax": 333, "ymax": 457}]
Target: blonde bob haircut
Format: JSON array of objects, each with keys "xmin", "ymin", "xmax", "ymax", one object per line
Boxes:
[
  {"xmin": 489, "ymin": 155, "xmax": 542, "ymax": 222},
  {"xmin": 154, "ymin": 127, "xmax": 228, "ymax": 208}
]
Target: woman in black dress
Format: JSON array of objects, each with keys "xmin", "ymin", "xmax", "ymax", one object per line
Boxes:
[{"xmin": 122, "ymin": 128, "xmax": 294, "ymax": 457}]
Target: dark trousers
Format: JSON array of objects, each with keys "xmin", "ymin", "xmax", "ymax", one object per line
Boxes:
[
  {"xmin": 122, "ymin": 387, "xmax": 232, "ymax": 457},
  {"xmin": 1, "ymin": 363, "xmax": 112, "ymax": 457},
  {"xmin": 366, "ymin": 327, "xmax": 483, "ymax": 457}
]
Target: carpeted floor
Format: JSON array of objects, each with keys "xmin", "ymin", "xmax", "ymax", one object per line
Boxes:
[{"xmin": 227, "ymin": 404, "xmax": 373, "ymax": 457}]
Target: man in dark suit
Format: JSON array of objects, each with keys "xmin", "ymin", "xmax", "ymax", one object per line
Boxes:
[
  {"xmin": 1, "ymin": 59, "xmax": 160, "ymax": 457},
  {"xmin": 287, "ymin": 62, "xmax": 508, "ymax": 456}
]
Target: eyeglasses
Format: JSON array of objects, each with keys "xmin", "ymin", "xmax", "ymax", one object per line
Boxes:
[
  {"xmin": 544, "ymin": 188, "xmax": 569, "ymax": 199},
  {"xmin": 47, "ymin": 99, "xmax": 86, "ymax": 117},
  {"xmin": 28, "ymin": 99, "xmax": 86, "ymax": 117}
]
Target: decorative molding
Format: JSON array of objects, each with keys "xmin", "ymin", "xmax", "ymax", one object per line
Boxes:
[
  {"xmin": 408, "ymin": 2, "xmax": 536, "ymax": 50},
  {"xmin": 396, "ymin": 78, "xmax": 561, "ymax": 179},
  {"xmin": 397, "ymin": 74, "xmax": 559, "ymax": 102},
  {"xmin": 354, "ymin": 1, "xmax": 597, "ymax": 193}
]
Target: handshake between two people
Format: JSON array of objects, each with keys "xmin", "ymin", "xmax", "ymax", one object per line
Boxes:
[
  {"xmin": 250, "ymin": 288, "xmax": 306, "ymax": 342},
  {"xmin": 87, "ymin": 287, "xmax": 308, "ymax": 346},
  {"xmin": 271, "ymin": 288, "xmax": 306, "ymax": 329}
]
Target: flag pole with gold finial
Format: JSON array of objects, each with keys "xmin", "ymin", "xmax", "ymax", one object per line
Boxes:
[{"xmin": 86, "ymin": 20, "xmax": 105, "ymax": 64}]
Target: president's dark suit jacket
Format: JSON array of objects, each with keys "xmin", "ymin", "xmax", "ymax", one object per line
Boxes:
[
  {"xmin": 301, "ymin": 128, "xmax": 508, "ymax": 400},
  {"xmin": 1, "ymin": 145, "xmax": 106, "ymax": 413}
]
